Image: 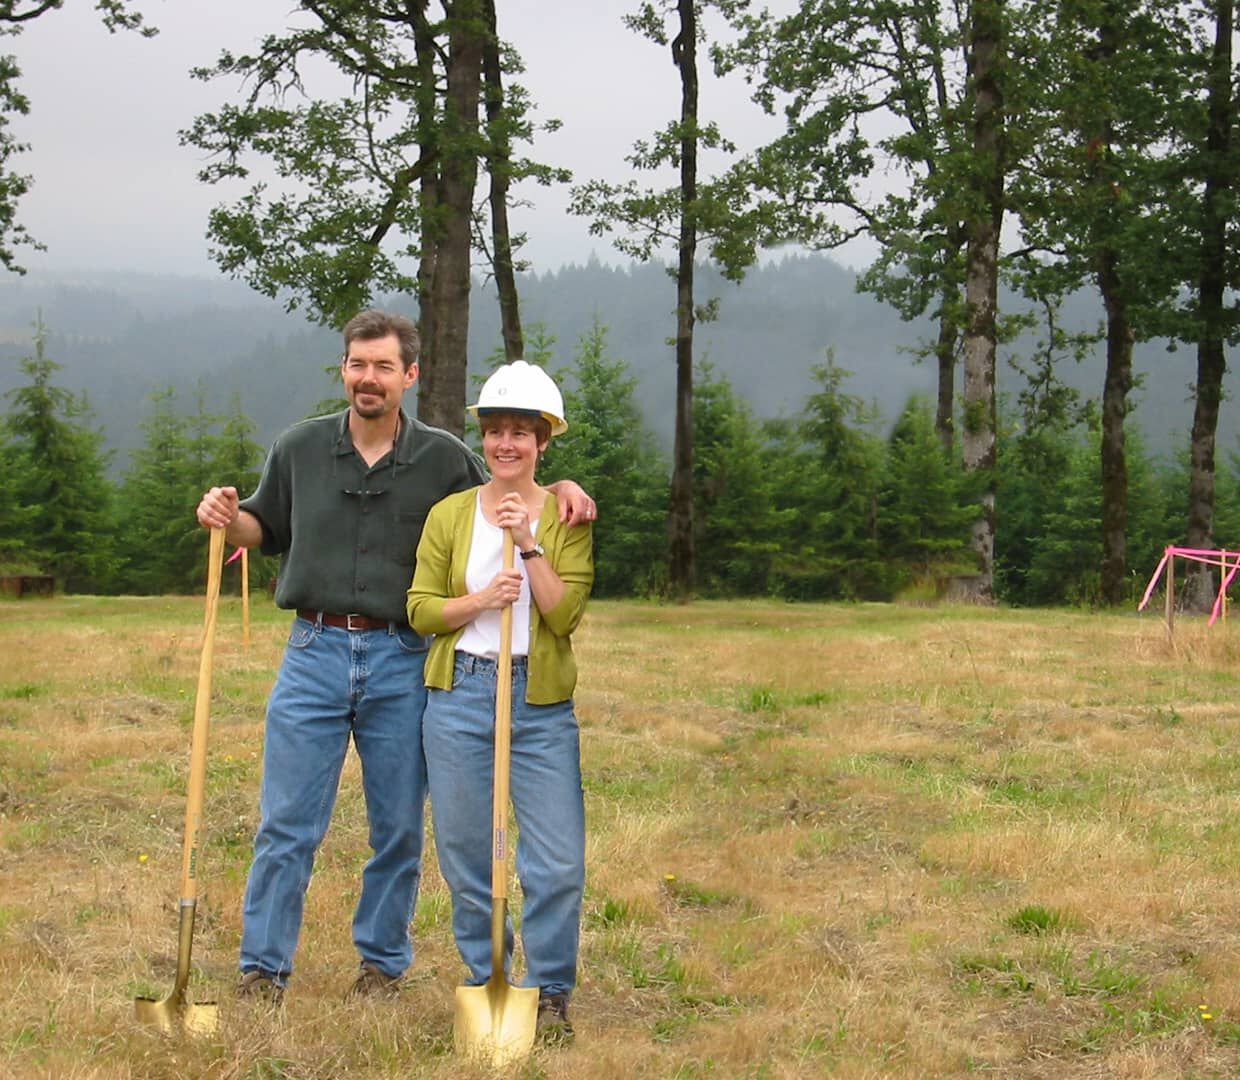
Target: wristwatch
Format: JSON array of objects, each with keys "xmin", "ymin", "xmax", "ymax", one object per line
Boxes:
[{"xmin": 519, "ymin": 543, "xmax": 544, "ymax": 561}]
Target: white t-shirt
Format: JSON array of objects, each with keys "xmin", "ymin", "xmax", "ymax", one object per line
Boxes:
[{"xmin": 456, "ymin": 492, "xmax": 532, "ymax": 659}]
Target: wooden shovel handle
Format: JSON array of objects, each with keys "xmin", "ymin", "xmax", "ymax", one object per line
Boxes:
[
  {"xmin": 180, "ymin": 527, "xmax": 225, "ymax": 901},
  {"xmin": 491, "ymin": 530, "xmax": 515, "ymax": 900}
]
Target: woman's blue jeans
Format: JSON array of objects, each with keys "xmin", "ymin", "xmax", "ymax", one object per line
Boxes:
[
  {"xmin": 423, "ymin": 653, "xmax": 585, "ymax": 997},
  {"xmin": 239, "ymin": 617, "xmax": 429, "ymax": 985}
]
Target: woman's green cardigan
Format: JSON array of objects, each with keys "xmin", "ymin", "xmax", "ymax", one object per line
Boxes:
[{"xmin": 406, "ymin": 486, "xmax": 594, "ymax": 704}]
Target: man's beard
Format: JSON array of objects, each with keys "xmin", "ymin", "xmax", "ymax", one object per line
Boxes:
[{"xmin": 351, "ymin": 388, "xmax": 388, "ymax": 417}]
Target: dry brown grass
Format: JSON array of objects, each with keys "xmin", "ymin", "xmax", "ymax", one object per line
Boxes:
[{"xmin": 3, "ymin": 595, "xmax": 1240, "ymax": 1077}]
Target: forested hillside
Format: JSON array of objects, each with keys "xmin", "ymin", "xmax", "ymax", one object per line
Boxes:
[{"xmin": 0, "ymin": 254, "xmax": 1219, "ymax": 473}]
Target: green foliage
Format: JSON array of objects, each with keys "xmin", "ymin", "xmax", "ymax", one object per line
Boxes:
[
  {"xmin": 995, "ymin": 399, "xmax": 1082, "ymax": 605},
  {"xmin": 1014, "ymin": 427, "xmax": 1103, "ymax": 606},
  {"xmin": 539, "ymin": 320, "xmax": 669, "ymax": 597},
  {"xmin": 114, "ymin": 388, "xmax": 201, "ymax": 594},
  {"xmin": 0, "ymin": 429, "xmax": 33, "ymax": 568},
  {"xmin": 692, "ymin": 363, "xmax": 785, "ymax": 595},
  {"xmin": 765, "ymin": 357, "xmax": 888, "ymax": 600},
  {"xmin": 997, "ymin": 407, "xmax": 1182, "ymax": 607},
  {"xmin": 181, "ymin": 3, "xmax": 566, "ymax": 328},
  {"xmin": 719, "ymin": 0, "xmax": 978, "ymax": 346},
  {"xmin": 877, "ymin": 397, "xmax": 976, "ymax": 586},
  {"xmin": 114, "ymin": 385, "xmax": 268, "ymax": 595},
  {"xmin": 2, "ymin": 322, "xmax": 116, "ymax": 591},
  {"xmin": 570, "ymin": 1, "xmax": 774, "ymax": 283},
  {"xmin": 1008, "ymin": 0, "xmax": 1193, "ymax": 333}
]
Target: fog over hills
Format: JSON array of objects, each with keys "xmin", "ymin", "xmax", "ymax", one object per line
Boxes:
[{"xmin": 0, "ymin": 254, "xmax": 1224, "ymax": 476}]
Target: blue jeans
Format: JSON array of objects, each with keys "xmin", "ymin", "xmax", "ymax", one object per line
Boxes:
[
  {"xmin": 423, "ymin": 653, "xmax": 585, "ymax": 997},
  {"xmin": 239, "ymin": 617, "xmax": 429, "ymax": 985}
]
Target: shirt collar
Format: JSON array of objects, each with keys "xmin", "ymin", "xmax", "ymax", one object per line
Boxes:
[{"xmin": 332, "ymin": 407, "xmax": 416, "ymax": 461}]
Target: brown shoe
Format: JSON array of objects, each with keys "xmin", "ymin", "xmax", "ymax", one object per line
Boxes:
[
  {"xmin": 345, "ymin": 962, "xmax": 402, "ymax": 1000},
  {"xmin": 536, "ymin": 993, "xmax": 574, "ymax": 1044},
  {"xmin": 236, "ymin": 969, "xmax": 284, "ymax": 1005}
]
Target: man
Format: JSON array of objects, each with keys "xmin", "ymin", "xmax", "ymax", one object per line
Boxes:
[{"xmin": 196, "ymin": 310, "xmax": 595, "ymax": 1002}]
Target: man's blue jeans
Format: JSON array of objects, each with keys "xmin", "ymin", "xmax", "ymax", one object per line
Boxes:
[
  {"xmin": 239, "ymin": 617, "xmax": 429, "ymax": 985},
  {"xmin": 423, "ymin": 653, "xmax": 585, "ymax": 997}
]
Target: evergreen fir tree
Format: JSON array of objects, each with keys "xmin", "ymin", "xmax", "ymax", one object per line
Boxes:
[
  {"xmin": 770, "ymin": 356, "xmax": 885, "ymax": 599},
  {"xmin": 210, "ymin": 391, "xmax": 270, "ymax": 593},
  {"xmin": 0, "ymin": 433, "xmax": 34, "ymax": 569},
  {"xmin": 539, "ymin": 320, "xmax": 668, "ymax": 597},
  {"xmin": 4, "ymin": 322, "xmax": 116, "ymax": 591},
  {"xmin": 115, "ymin": 388, "xmax": 202, "ymax": 594},
  {"xmin": 692, "ymin": 363, "xmax": 783, "ymax": 595},
  {"xmin": 1024, "ymin": 431, "xmax": 1104, "ymax": 606},
  {"xmin": 877, "ymin": 397, "xmax": 975, "ymax": 589}
]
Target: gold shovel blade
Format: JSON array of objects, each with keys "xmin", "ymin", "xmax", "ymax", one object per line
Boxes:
[
  {"xmin": 454, "ymin": 980, "xmax": 539, "ymax": 1067},
  {"xmin": 134, "ymin": 994, "xmax": 219, "ymax": 1036}
]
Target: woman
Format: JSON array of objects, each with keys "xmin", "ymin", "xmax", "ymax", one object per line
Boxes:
[{"xmin": 406, "ymin": 360, "xmax": 593, "ymax": 1041}]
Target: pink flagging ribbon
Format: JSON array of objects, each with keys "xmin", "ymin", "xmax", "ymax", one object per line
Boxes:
[
  {"xmin": 1209, "ymin": 555, "xmax": 1240, "ymax": 626},
  {"xmin": 1137, "ymin": 549, "xmax": 1170, "ymax": 612},
  {"xmin": 226, "ymin": 546, "xmax": 244, "ymax": 565},
  {"xmin": 1138, "ymin": 545, "xmax": 1240, "ymax": 625}
]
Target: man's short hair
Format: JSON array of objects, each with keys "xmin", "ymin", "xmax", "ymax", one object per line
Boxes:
[{"xmin": 342, "ymin": 310, "xmax": 420, "ymax": 371}]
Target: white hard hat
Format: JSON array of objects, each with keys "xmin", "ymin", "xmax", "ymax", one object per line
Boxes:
[{"xmin": 468, "ymin": 360, "xmax": 568, "ymax": 436}]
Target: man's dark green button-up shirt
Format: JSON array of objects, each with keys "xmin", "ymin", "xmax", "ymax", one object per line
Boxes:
[{"xmin": 241, "ymin": 409, "xmax": 487, "ymax": 624}]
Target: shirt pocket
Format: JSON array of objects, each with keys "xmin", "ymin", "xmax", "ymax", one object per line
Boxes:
[{"xmin": 389, "ymin": 509, "xmax": 427, "ymax": 569}]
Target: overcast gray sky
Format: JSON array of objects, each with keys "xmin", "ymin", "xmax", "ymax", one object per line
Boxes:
[{"xmin": 7, "ymin": 0, "xmax": 860, "ymax": 281}]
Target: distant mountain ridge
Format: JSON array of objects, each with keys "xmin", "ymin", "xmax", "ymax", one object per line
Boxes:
[{"xmin": 0, "ymin": 255, "xmax": 1224, "ymax": 475}]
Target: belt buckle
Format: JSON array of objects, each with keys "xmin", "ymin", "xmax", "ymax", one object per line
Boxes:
[{"xmin": 346, "ymin": 613, "xmax": 366, "ymax": 631}]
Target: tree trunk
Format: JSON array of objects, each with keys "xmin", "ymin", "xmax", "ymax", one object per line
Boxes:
[
  {"xmin": 668, "ymin": 0, "xmax": 697, "ymax": 599},
  {"xmin": 1091, "ymin": 7, "xmax": 1132, "ymax": 607},
  {"xmin": 421, "ymin": 0, "xmax": 484, "ymax": 436},
  {"xmin": 482, "ymin": 0, "xmax": 523, "ymax": 362},
  {"xmin": 933, "ymin": 282, "xmax": 959, "ymax": 455},
  {"xmin": 1097, "ymin": 248, "xmax": 1133, "ymax": 605},
  {"xmin": 960, "ymin": 0, "xmax": 1005, "ymax": 603},
  {"xmin": 413, "ymin": 0, "xmax": 440, "ymax": 405},
  {"xmin": 1185, "ymin": 0, "xmax": 1233, "ymax": 610}
]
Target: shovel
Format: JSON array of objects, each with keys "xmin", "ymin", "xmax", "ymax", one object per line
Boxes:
[
  {"xmin": 135, "ymin": 526, "xmax": 225, "ymax": 1036},
  {"xmin": 454, "ymin": 529, "xmax": 539, "ymax": 1065}
]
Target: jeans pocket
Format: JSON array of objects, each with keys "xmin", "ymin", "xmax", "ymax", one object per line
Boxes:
[
  {"xmin": 288, "ymin": 621, "xmax": 316, "ymax": 649},
  {"xmin": 394, "ymin": 626, "xmax": 429, "ymax": 654},
  {"xmin": 450, "ymin": 657, "xmax": 468, "ymax": 691}
]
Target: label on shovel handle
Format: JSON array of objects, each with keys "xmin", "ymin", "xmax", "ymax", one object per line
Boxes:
[{"xmin": 494, "ymin": 827, "xmax": 506, "ymax": 861}]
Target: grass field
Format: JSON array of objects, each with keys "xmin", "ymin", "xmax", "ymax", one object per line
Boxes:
[{"xmin": 2, "ymin": 593, "xmax": 1240, "ymax": 1078}]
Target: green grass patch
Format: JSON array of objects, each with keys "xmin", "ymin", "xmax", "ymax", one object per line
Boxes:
[
  {"xmin": 663, "ymin": 875, "xmax": 747, "ymax": 910},
  {"xmin": 412, "ymin": 889, "xmax": 451, "ymax": 933},
  {"xmin": 734, "ymin": 685, "xmax": 841, "ymax": 714},
  {"xmin": 1006, "ymin": 904, "xmax": 1071, "ymax": 935},
  {"xmin": 584, "ymin": 895, "xmax": 639, "ymax": 929},
  {"xmin": 135, "ymin": 758, "xmax": 183, "ymax": 796},
  {"xmin": 1077, "ymin": 989, "xmax": 1195, "ymax": 1052},
  {"xmin": 2, "ymin": 817, "xmax": 54, "ymax": 852},
  {"xmin": 739, "ymin": 686, "xmax": 780, "ymax": 713},
  {"xmin": 586, "ymin": 759, "xmax": 683, "ymax": 806},
  {"xmin": 953, "ymin": 952, "xmax": 1035, "ymax": 995}
]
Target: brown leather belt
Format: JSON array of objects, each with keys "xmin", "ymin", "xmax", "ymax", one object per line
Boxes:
[{"xmin": 297, "ymin": 609, "xmax": 391, "ymax": 631}]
